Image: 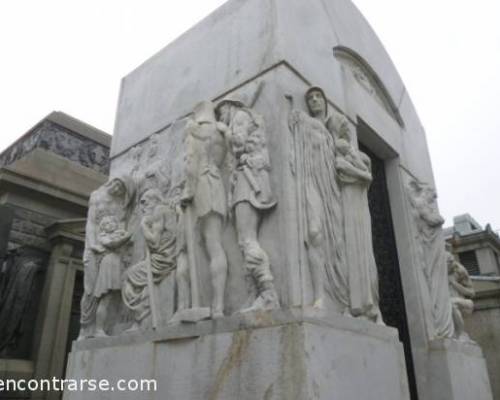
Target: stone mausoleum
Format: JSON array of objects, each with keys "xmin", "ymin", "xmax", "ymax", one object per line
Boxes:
[
  {"xmin": 8, "ymin": 1, "xmax": 498, "ymax": 399},
  {"xmin": 0, "ymin": 111, "xmax": 110, "ymax": 400}
]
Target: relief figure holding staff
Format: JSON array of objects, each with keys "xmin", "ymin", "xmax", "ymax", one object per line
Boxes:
[{"xmin": 216, "ymin": 95, "xmax": 279, "ymax": 312}]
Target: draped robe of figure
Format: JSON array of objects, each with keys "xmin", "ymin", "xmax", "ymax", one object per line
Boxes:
[
  {"xmin": 336, "ymin": 138, "xmax": 382, "ymax": 321},
  {"xmin": 80, "ymin": 176, "xmax": 135, "ymax": 336},
  {"xmin": 122, "ymin": 204, "xmax": 177, "ymax": 323},
  {"xmin": 288, "ymin": 110, "xmax": 348, "ymax": 307},
  {"xmin": 409, "ymin": 184, "xmax": 454, "ymax": 338}
]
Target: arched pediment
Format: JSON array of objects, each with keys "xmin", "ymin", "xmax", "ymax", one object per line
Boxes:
[{"xmin": 334, "ymin": 46, "xmax": 404, "ymax": 127}]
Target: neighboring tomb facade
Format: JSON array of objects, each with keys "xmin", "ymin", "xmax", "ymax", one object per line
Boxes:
[
  {"xmin": 445, "ymin": 215, "xmax": 500, "ymax": 400},
  {"xmin": 0, "ymin": 111, "xmax": 111, "ymax": 400}
]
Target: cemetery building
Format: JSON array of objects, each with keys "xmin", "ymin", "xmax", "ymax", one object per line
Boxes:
[
  {"xmin": 445, "ymin": 214, "xmax": 500, "ymax": 400},
  {"xmin": 0, "ymin": 1, "xmax": 497, "ymax": 400},
  {"xmin": 61, "ymin": 0, "xmax": 495, "ymax": 399},
  {"xmin": 0, "ymin": 111, "xmax": 110, "ymax": 400}
]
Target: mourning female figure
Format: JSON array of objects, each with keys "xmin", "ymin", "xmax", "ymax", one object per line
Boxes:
[
  {"xmin": 79, "ymin": 176, "xmax": 135, "ymax": 338},
  {"xmin": 288, "ymin": 87, "xmax": 348, "ymax": 310},
  {"xmin": 335, "ymin": 121, "xmax": 383, "ymax": 323},
  {"xmin": 407, "ymin": 181, "xmax": 454, "ymax": 338},
  {"xmin": 92, "ymin": 215, "xmax": 132, "ymax": 336}
]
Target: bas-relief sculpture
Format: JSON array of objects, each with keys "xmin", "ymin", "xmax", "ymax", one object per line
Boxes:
[
  {"xmin": 180, "ymin": 101, "xmax": 229, "ymax": 319},
  {"xmin": 288, "ymin": 88, "xmax": 348, "ymax": 311},
  {"xmin": 334, "ymin": 114, "xmax": 383, "ymax": 323},
  {"xmin": 288, "ymin": 86, "xmax": 383, "ymax": 323},
  {"xmin": 79, "ymin": 85, "xmax": 390, "ymax": 338},
  {"xmin": 80, "ymin": 176, "xmax": 135, "ymax": 338},
  {"xmin": 92, "ymin": 215, "xmax": 132, "ymax": 336},
  {"xmin": 216, "ymin": 95, "xmax": 279, "ymax": 312},
  {"xmin": 407, "ymin": 180, "xmax": 475, "ymax": 341},
  {"xmin": 122, "ymin": 189, "xmax": 177, "ymax": 329},
  {"xmin": 447, "ymin": 251, "xmax": 475, "ymax": 341}
]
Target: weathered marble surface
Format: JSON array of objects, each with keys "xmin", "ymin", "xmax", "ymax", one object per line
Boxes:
[
  {"xmin": 65, "ymin": 310, "xmax": 409, "ymax": 400},
  {"xmin": 428, "ymin": 339, "xmax": 492, "ymax": 400},
  {"xmin": 81, "ymin": 82, "xmax": 390, "ymax": 338},
  {"xmin": 71, "ymin": 0, "xmax": 494, "ymax": 399}
]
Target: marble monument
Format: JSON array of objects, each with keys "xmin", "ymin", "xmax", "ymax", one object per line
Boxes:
[{"xmin": 63, "ymin": 0, "xmax": 493, "ymax": 399}]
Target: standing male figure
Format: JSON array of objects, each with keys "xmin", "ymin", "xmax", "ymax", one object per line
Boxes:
[
  {"xmin": 216, "ymin": 95, "xmax": 279, "ymax": 312},
  {"xmin": 181, "ymin": 100, "xmax": 228, "ymax": 318}
]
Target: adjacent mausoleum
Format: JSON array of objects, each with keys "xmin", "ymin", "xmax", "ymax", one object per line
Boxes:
[
  {"xmin": 0, "ymin": 112, "xmax": 110, "ymax": 400},
  {"xmin": 445, "ymin": 214, "xmax": 500, "ymax": 400}
]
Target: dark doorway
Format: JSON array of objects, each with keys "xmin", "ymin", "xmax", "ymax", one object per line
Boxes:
[{"xmin": 359, "ymin": 142, "xmax": 419, "ymax": 400}]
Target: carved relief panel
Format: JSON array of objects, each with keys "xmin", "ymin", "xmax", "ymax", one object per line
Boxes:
[{"xmin": 80, "ymin": 81, "xmax": 395, "ymax": 338}]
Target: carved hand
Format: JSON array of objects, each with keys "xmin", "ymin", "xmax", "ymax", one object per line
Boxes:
[{"xmin": 91, "ymin": 244, "xmax": 106, "ymax": 254}]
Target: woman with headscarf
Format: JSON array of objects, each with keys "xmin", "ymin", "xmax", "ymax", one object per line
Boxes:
[
  {"xmin": 407, "ymin": 180, "xmax": 454, "ymax": 337},
  {"xmin": 79, "ymin": 175, "xmax": 135, "ymax": 338},
  {"xmin": 335, "ymin": 121, "xmax": 383, "ymax": 323},
  {"xmin": 288, "ymin": 87, "xmax": 348, "ymax": 311}
]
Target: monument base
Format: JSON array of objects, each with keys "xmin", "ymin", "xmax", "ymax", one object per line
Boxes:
[
  {"xmin": 428, "ymin": 339, "xmax": 493, "ymax": 400},
  {"xmin": 64, "ymin": 309, "xmax": 410, "ymax": 400}
]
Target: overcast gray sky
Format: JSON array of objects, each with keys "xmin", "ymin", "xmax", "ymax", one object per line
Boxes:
[{"xmin": 1, "ymin": 0, "xmax": 499, "ymax": 230}]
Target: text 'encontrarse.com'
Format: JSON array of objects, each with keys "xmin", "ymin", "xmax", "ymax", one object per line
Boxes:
[{"xmin": 0, "ymin": 378, "xmax": 157, "ymax": 392}]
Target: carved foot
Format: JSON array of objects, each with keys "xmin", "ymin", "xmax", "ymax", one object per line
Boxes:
[
  {"xmin": 457, "ymin": 332, "xmax": 473, "ymax": 342},
  {"xmin": 94, "ymin": 329, "xmax": 108, "ymax": 338},
  {"xmin": 369, "ymin": 307, "xmax": 385, "ymax": 326},
  {"xmin": 169, "ymin": 307, "xmax": 211, "ymax": 323},
  {"xmin": 312, "ymin": 298, "xmax": 325, "ymax": 310},
  {"xmin": 123, "ymin": 322, "xmax": 141, "ymax": 334},
  {"xmin": 240, "ymin": 289, "xmax": 280, "ymax": 313},
  {"xmin": 77, "ymin": 333, "xmax": 92, "ymax": 341},
  {"xmin": 342, "ymin": 308, "xmax": 353, "ymax": 318},
  {"xmin": 212, "ymin": 310, "xmax": 225, "ymax": 319}
]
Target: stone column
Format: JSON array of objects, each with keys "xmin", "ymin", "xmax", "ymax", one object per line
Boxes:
[{"xmin": 32, "ymin": 231, "xmax": 82, "ymax": 400}]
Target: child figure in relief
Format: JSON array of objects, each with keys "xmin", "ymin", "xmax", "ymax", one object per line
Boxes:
[
  {"xmin": 335, "ymin": 123, "xmax": 383, "ymax": 324},
  {"xmin": 92, "ymin": 215, "xmax": 132, "ymax": 336}
]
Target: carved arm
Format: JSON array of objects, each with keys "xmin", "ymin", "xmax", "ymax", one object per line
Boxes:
[{"xmin": 336, "ymin": 157, "xmax": 372, "ymax": 182}]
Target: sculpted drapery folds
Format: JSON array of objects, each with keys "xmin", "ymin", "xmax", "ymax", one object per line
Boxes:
[
  {"xmin": 407, "ymin": 180, "xmax": 455, "ymax": 338},
  {"xmin": 335, "ymin": 117, "xmax": 383, "ymax": 323},
  {"xmin": 288, "ymin": 87, "xmax": 348, "ymax": 310},
  {"xmin": 122, "ymin": 189, "xmax": 177, "ymax": 328},
  {"xmin": 80, "ymin": 175, "xmax": 135, "ymax": 338},
  {"xmin": 92, "ymin": 215, "xmax": 132, "ymax": 336},
  {"xmin": 216, "ymin": 95, "xmax": 279, "ymax": 312}
]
